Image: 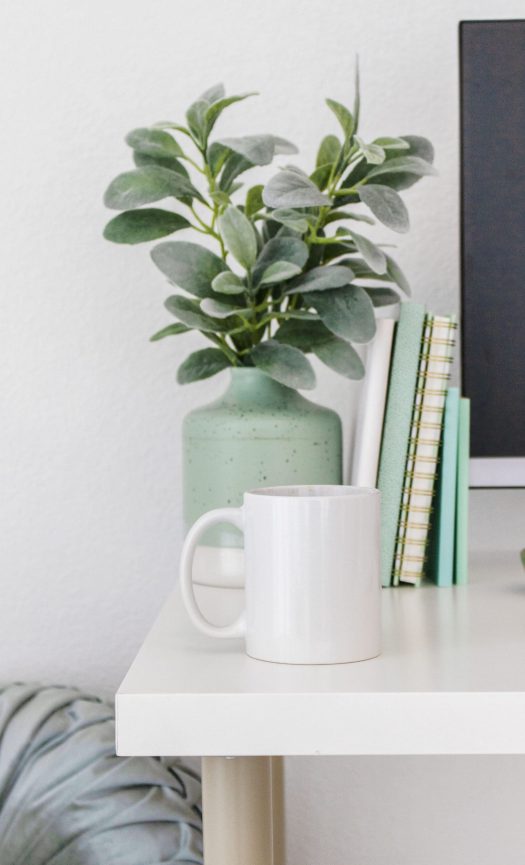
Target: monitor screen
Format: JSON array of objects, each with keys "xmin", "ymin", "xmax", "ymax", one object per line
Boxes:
[{"xmin": 460, "ymin": 20, "xmax": 525, "ymax": 486}]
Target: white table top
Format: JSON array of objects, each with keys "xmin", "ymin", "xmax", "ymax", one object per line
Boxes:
[{"xmin": 116, "ymin": 490, "xmax": 525, "ymax": 756}]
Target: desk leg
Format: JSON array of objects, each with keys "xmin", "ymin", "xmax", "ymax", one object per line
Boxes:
[{"xmin": 202, "ymin": 755, "xmax": 284, "ymax": 865}]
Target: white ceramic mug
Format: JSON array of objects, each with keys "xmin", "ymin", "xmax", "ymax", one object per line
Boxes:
[{"xmin": 180, "ymin": 485, "xmax": 381, "ymax": 665}]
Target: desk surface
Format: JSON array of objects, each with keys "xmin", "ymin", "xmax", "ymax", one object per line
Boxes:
[{"xmin": 116, "ymin": 490, "xmax": 525, "ymax": 756}]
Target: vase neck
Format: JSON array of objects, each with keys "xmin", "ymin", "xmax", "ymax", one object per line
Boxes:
[{"xmin": 223, "ymin": 367, "xmax": 299, "ymax": 408}]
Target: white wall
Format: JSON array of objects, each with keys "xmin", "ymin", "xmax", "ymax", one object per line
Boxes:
[{"xmin": 2, "ymin": 1, "xmax": 525, "ymax": 862}]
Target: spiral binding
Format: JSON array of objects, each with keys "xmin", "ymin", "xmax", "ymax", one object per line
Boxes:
[{"xmin": 393, "ymin": 312, "xmax": 457, "ymax": 586}]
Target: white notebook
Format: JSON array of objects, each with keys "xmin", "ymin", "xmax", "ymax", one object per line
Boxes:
[
  {"xmin": 351, "ymin": 316, "xmax": 396, "ymax": 488},
  {"xmin": 393, "ymin": 314, "xmax": 457, "ymax": 586}
]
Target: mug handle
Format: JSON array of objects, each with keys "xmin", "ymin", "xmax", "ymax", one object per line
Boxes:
[{"xmin": 179, "ymin": 507, "xmax": 246, "ymax": 639}]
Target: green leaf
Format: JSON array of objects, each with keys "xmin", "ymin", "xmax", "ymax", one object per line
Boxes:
[
  {"xmin": 308, "ymin": 285, "xmax": 376, "ymax": 343},
  {"xmin": 151, "ymin": 241, "xmax": 227, "ymax": 298},
  {"xmin": 355, "ymin": 135, "xmax": 386, "ymax": 165},
  {"xmin": 219, "ymin": 152, "xmax": 253, "ymax": 192},
  {"xmin": 104, "ymin": 166, "xmax": 202, "ymax": 210},
  {"xmin": 185, "ymin": 99, "xmax": 208, "ymax": 145},
  {"xmin": 251, "ymin": 339, "xmax": 316, "ymax": 390},
  {"xmin": 310, "ymin": 163, "xmax": 333, "ymax": 191},
  {"xmin": 399, "ymin": 135, "xmax": 434, "ymax": 163},
  {"xmin": 316, "ymin": 134, "xmax": 341, "ymax": 169},
  {"xmin": 177, "ymin": 348, "xmax": 231, "ymax": 384},
  {"xmin": 204, "ymin": 93, "xmax": 258, "ymax": 138},
  {"xmin": 153, "ymin": 121, "xmax": 192, "ymax": 136},
  {"xmin": 165, "ymin": 295, "xmax": 228, "ymax": 331},
  {"xmin": 385, "ymin": 254, "xmax": 411, "ymax": 295},
  {"xmin": 216, "ymin": 134, "xmax": 297, "ymax": 166},
  {"xmin": 133, "ymin": 150, "xmax": 189, "ymax": 177},
  {"xmin": 314, "ymin": 336, "xmax": 364, "ymax": 379},
  {"xmin": 274, "ymin": 318, "xmax": 328, "ymax": 350},
  {"xmin": 325, "ymin": 210, "xmax": 375, "ymax": 226},
  {"xmin": 207, "ymin": 142, "xmax": 230, "ymax": 176},
  {"xmin": 346, "ymin": 230, "xmax": 386, "ymax": 274},
  {"xmin": 274, "ymin": 319, "xmax": 364, "ymax": 380},
  {"xmin": 373, "ymin": 137, "xmax": 410, "ymax": 151},
  {"xmin": 103, "ymin": 209, "xmax": 190, "ymax": 244},
  {"xmin": 210, "ymin": 190, "xmax": 230, "ymax": 207},
  {"xmin": 366, "ymin": 155, "xmax": 437, "ymax": 182},
  {"xmin": 245, "ymin": 185, "xmax": 264, "ymax": 218},
  {"xmin": 263, "ymin": 168, "xmax": 331, "ymax": 208},
  {"xmin": 269, "ymin": 209, "xmax": 311, "ymax": 233},
  {"xmin": 252, "ymin": 236, "xmax": 309, "ymax": 285},
  {"xmin": 211, "ymin": 271, "xmax": 245, "ymax": 295},
  {"xmin": 150, "ymin": 322, "xmax": 190, "ymax": 341},
  {"xmin": 218, "ymin": 206, "xmax": 258, "ymax": 269},
  {"xmin": 200, "ymin": 298, "xmax": 247, "ymax": 319},
  {"xmin": 326, "ymin": 98, "xmax": 355, "ymax": 139},
  {"xmin": 199, "ymin": 83, "xmax": 226, "ymax": 103},
  {"xmin": 258, "ymin": 261, "xmax": 303, "ymax": 285},
  {"xmin": 374, "ymin": 135, "xmax": 436, "ymax": 190},
  {"xmin": 286, "ymin": 264, "xmax": 354, "ymax": 295},
  {"xmin": 353, "ymin": 59, "xmax": 361, "ymax": 133},
  {"xmin": 363, "ymin": 287, "xmax": 401, "ymax": 307},
  {"xmin": 126, "ymin": 127, "xmax": 183, "ymax": 159},
  {"xmin": 358, "ymin": 184, "xmax": 409, "ymax": 233}
]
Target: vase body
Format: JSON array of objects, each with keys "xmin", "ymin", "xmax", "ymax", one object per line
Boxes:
[{"xmin": 182, "ymin": 368, "xmax": 342, "ymax": 585}]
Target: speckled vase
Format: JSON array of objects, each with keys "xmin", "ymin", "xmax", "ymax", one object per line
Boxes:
[{"xmin": 183, "ymin": 367, "xmax": 342, "ymax": 586}]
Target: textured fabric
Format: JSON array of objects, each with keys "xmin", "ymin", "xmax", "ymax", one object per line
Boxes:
[{"xmin": 0, "ymin": 683, "xmax": 203, "ymax": 864}]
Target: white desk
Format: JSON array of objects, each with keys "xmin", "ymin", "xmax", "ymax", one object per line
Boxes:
[{"xmin": 116, "ymin": 489, "xmax": 525, "ymax": 864}]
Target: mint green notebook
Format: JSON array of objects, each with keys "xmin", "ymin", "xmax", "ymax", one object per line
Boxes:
[
  {"xmin": 432, "ymin": 387, "xmax": 460, "ymax": 587},
  {"xmin": 377, "ymin": 302, "xmax": 426, "ymax": 587},
  {"xmin": 455, "ymin": 397, "xmax": 470, "ymax": 585}
]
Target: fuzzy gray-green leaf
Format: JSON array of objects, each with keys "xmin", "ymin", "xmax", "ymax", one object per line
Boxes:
[
  {"xmin": 152, "ymin": 241, "xmax": 227, "ymax": 298},
  {"xmin": 263, "ymin": 168, "xmax": 331, "ymax": 209},
  {"xmin": 104, "ymin": 166, "xmax": 202, "ymax": 210},
  {"xmin": 204, "ymin": 93, "xmax": 258, "ymax": 137},
  {"xmin": 251, "ymin": 339, "xmax": 316, "ymax": 390},
  {"xmin": 126, "ymin": 127, "xmax": 183, "ymax": 159},
  {"xmin": 363, "ymin": 287, "xmax": 401, "ymax": 307},
  {"xmin": 245, "ymin": 185, "xmax": 265, "ymax": 217},
  {"xmin": 133, "ymin": 150, "xmax": 189, "ymax": 177},
  {"xmin": 366, "ymin": 155, "xmax": 436, "ymax": 182},
  {"xmin": 252, "ymin": 236, "xmax": 308, "ymax": 285},
  {"xmin": 316, "ymin": 134, "xmax": 340, "ymax": 169},
  {"xmin": 358, "ymin": 184, "xmax": 409, "ymax": 233},
  {"xmin": 150, "ymin": 322, "xmax": 190, "ymax": 341},
  {"xmin": 258, "ymin": 261, "xmax": 302, "ymax": 285},
  {"xmin": 199, "ymin": 83, "xmax": 226, "ymax": 104},
  {"xmin": 216, "ymin": 134, "xmax": 297, "ymax": 167},
  {"xmin": 286, "ymin": 264, "xmax": 354, "ymax": 295},
  {"xmin": 270, "ymin": 209, "xmax": 310, "ymax": 233},
  {"xmin": 165, "ymin": 295, "xmax": 228, "ymax": 331},
  {"xmin": 385, "ymin": 254, "xmax": 411, "ymax": 295},
  {"xmin": 274, "ymin": 318, "xmax": 364, "ymax": 379},
  {"xmin": 309, "ymin": 285, "xmax": 376, "ymax": 343},
  {"xmin": 177, "ymin": 348, "xmax": 231, "ymax": 384},
  {"xmin": 211, "ymin": 271, "xmax": 245, "ymax": 295},
  {"xmin": 346, "ymin": 230, "xmax": 387, "ymax": 274},
  {"xmin": 104, "ymin": 209, "xmax": 190, "ymax": 244},
  {"xmin": 218, "ymin": 206, "xmax": 258, "ymax": 269},
  {"xmin": 326, "ymin": 98, "xmax": 355, "ymax": 139}
]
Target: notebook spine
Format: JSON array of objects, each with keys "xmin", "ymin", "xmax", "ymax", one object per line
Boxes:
[{"xmin": 393, "ymin": 316, "xmax": 457, "ymax": 585}]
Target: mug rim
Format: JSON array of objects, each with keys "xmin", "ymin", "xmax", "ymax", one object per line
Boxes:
[{"xmin": 245, "ymin": 484, "xmax": 379, "ymax": 500}]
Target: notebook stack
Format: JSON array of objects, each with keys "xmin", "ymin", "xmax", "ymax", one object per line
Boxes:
[{"xmin": 351, "ymin": 301, "xmax": 470, "ymax": 588}]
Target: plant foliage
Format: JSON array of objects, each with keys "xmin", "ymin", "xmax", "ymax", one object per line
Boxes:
[{"xmin": 103, "ymin": 75, "xmax": 435, "ymax": 388}]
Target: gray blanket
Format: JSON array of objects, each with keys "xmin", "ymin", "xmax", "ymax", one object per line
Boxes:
[{"xmin": 0, "ymin": 683, "xmax": 203, "ymax": 864}]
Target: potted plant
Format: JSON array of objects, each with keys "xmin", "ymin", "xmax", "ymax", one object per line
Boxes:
[{"xmin": 103, "ymin": 76, "xmax": 434, "ymax": 581}]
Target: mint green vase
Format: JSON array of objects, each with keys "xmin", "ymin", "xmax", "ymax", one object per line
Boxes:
[{"xmin": 183, "ymin": 368, "xmax": 342, "ymax": 584}]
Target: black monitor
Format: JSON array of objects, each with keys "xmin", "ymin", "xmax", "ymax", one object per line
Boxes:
[{"xmin": 460, "ymin": 19, "xmax": 525, "ymax": 486}]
